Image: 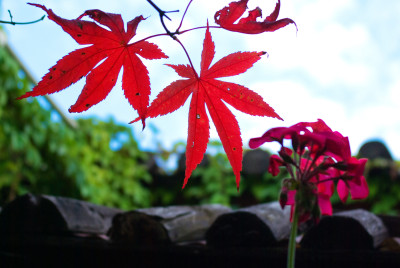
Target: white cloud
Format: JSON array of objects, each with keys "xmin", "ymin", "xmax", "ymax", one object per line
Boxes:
[
  {"xmin": 232, "ymin": 80, "xmax": 347, "ymax": 150},
  {"xmin": 345, "ymin": 104, "xmax": 400, "ymax": 158},
  {"xmin": 388, "ymin": 79, "xmax": 400, "ymax": 101},
  {"xmin": 244, "ymin": 3, "xmax": 374, "ymax": 88}
]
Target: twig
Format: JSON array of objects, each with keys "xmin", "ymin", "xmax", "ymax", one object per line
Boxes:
[
  {"xmin": 146, "ymin": 0, "xmax": 179, "ymax": 38},
  {"xmin": 0, "ymin": 10, "xmax": 45, "ymax": 25},
  {"xmin": 144, "ymin": 0, "xmax": 207, "ymax": 77}
]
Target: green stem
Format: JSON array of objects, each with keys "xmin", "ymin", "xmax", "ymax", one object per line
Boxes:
[{"xmin": 287, "ymin": 206, "xmax": 299, "ymax": 268}]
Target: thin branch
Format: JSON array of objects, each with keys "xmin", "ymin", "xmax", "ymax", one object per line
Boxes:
[
  {"xmin": 146, "ymin": 0, "xmax": 178, "ymax": 21},
  {"xmin": 146, "ymin": 0, "xmax": 179, "ymax": 38},
  {"xmin": 0, "ymin": 10, "xmax": 45, "ymax": 25},
  {"xmin": 8, "ymin": 10, "xmax": 13, "ymax": 22},
  {"xmin": 160, "ymin": 15, "xmax": 175, "ymax": 39}
]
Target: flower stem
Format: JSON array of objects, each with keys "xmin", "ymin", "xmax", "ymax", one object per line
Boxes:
[{"xmin": 287, "ymin": 206, "xmax": 298, "ymax": 268}]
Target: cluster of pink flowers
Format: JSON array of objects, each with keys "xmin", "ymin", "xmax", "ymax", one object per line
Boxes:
[{"xmin": 249, "ymin": 119, "xmax": 369, "ymax": 223}]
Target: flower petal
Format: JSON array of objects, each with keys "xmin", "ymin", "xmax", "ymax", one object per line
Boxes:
[
  {"xmin": 348, "ymin": 176, "xmax": 369, "ymax": 200},
  {"xmin": 318, "ymin": 195, "xmax": 333, "ymax": 216},
  {"xmin": 269, "ymin": 155, "xmax": 283, "ymax": 176},
  {"xmin": 337, "ymin": 179, "xmax": 349, "ymax": 203}
]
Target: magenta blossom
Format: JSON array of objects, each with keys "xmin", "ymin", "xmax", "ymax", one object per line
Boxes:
[{"xmin": 249, "ymin": 119, "xmax": 369, "ymax": 223}]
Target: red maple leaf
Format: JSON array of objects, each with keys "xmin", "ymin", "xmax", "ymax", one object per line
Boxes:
[
  {"xmin": 132, "ymin": 26, "xmax": 282, "ymax": 189},
  {"xmin": 18, "ymin": 3, "xmax": 168, "ymax": 124},
  {"xmin": 215, "ymin": 0, "xmax": 296, "ymax": 34}
]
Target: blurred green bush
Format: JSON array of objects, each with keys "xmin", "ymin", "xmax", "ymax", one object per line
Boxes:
[{"xmin": 0, "ymin": 44, "xmax": 152, "ymax": 210}]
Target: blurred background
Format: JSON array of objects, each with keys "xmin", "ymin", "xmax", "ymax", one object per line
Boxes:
[{"xmin": 1, "ymin": 0, "xmax": 400, "ymax": 214}]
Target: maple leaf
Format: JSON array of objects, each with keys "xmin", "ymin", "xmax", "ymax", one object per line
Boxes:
[
  {"xmin": 215, "ymin": 0, "xmax": 297, "ymax": 34},
  {"xmin": 132, "ymin": 26, "xmax": 282, "ymax": 189},
  {"xmin": 18, "ymin": 3, "xmax": 168, "ymax": 125}
]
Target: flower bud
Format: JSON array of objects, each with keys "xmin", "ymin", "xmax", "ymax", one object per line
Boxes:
[{"xmin": 279, "ymin": 191, "xmax": 288, "ymax": 209}]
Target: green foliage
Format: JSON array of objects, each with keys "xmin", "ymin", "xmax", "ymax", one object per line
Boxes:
[
  {"xmin": 314, "ymin": 159, "xmax": 400, "ymax": 215},
  {"xmin": 242, "ymin": 170, "xmax": 285, "ymax": 204},
  {"xmin": 0, "ymin": 44, "xmax": 152, "ymax": 209},
  {"xmin": 159, "ymin": 141, "xmax": 285, "ymax": 208},
  {"xmin": 70, "ymin": 118, "xmax": 153, "ymax": 209},
  {"xmin": 186, "ymin": 141, "xmax": 239, "ymax": 205},
  {"xmin": 0, "ymin": 45, "xmax": 79, "ymax": 203},
  {"xmin": 363, "ymin": 160, "xmax": 400, "ymax": 215}
]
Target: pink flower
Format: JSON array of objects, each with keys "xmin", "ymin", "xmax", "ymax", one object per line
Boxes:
[
  {"xmin": 320, "ymin": 131, "xmax": 351, "ymax": 161},
  {"xmin": 249, "ymin": 119, "xmax": 349, "ymax": 160},
  {"xmin": 337, "ymin": 176, "xmax": 369, "ymax": 202},
  {"xmin": 249, "ymin": 125, "xmax": 307, "ymax": 148},
  {"xmin": 316, "ymin": 179, "xmax": 334, "ymax": 215},
  {"xmin": 249, "ymin": 119, "xmax": 369, "ymax": 224},
  {"xmin": 336, "ymin": 157, "xmax": 369, "ymax": 202},
  {"xmin": 295, "ymin": 119, "xmax": 332, "ymax": 132}
]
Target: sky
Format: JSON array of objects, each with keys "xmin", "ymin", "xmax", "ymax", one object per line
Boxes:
[{"xmin": 2, "ymin": 0, "xmax": 400, "ymax": 160}]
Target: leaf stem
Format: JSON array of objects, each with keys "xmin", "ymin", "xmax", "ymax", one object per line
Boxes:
[
  {"xmin": 178, "ymin": 25, "xmax": 221, "ymax": 35},
  {"xmin": 176, "ymin": 0, "xmax": 193, "ymax": 32},
  {"xmin": 174, "ymin": 37, "xmax": 198, "ymax": 79},
  {"xmin": 132, "ymin": 26, "xmax": 222, "ymax": 45},
  {"xmin": 131, "ymin": 33, "xmax": 170, "ymax": 45},
  {"xmin": 287, "ymin": 205, "xmax": 298, "ymax": 268}
]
